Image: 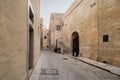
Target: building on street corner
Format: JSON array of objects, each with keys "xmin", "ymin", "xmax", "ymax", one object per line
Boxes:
[
  {"xmin": 49, "ymin": 13, "xmax": 64, "ymax": 52},
  {"xmin": 0, "ymin": 0, "xmax": 41, "ymax": 80}
]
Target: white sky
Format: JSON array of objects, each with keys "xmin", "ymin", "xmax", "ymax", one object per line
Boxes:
[{"xmin": 40, "ymin": 0, "xmax": 74, "ymax": 28}]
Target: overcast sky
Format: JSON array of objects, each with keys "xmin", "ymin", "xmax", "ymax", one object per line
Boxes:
[{"xmin": 40, "ymin": 0, "xmax": 74, "ymax": 28}]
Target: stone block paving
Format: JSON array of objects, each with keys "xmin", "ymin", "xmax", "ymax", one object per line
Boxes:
[{"xmin": 30, "ymin": 49, "xmax": 120, "ymax": 80}]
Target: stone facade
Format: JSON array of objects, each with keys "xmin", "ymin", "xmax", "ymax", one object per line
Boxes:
[
  {"xmin": 49, "ymin": 13, "xmax": 64, "ymax": 51},
  {"xmin": 62, "ymin": 0, "xmax": 120, "ymax": 67},
  {"xmin": 30, "ymin": 0, "xmax": 41, "ymax": 67},
  {"xmin": 97, "ymin": 0, "xmax": 120, "ymax": 66},
  {"xmin": 40, "ymin": 18, "xmax": 43, "ymax": 49},
  {"xmin": 62, "ymin": 0, "xmax": 98, "ymax": 59},
  {"xmin": 0, "ymin": 0, "xmax": 40, "ymax": 80},
  {"xmin": 43, "ymin": 28, "xmax": 49, "ymax": 48}
]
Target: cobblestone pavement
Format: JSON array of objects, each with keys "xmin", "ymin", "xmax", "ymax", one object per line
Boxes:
[{"xmin": 30, "ymin": 49, "xmax": 120, "ymax": 80}]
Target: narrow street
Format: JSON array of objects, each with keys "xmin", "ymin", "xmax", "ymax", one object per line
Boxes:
[{"xmin": 30, "ymin": 49, "xmax": 120, "ymax": 80}]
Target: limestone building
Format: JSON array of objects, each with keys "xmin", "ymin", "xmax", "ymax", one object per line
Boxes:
[
  {"xmin": 49, "ymin": 13, "xmax": 64, "ymax": 51},
  {"xmin": 62, "ymin": 0, "xmax": 120, "ymax": 67},
  {"xmin": 0, "ymin": 0, "xmax": 41, "ymax": 80},
  {"xmin": 43, "ymin": 28, "xmax": 49, "ymax": 49},
  {"xmin": 40, "ymin": 18, "xmax": 43, "ymax": 49}
]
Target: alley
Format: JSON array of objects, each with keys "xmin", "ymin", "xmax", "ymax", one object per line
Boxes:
[{"xmin": 30, "ymin": 49, "xmax": 120, "ymax": 80}]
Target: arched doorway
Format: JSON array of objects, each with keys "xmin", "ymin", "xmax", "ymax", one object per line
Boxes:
[{"xmin": 72, "ymin": 32, "xmax": 79, "ymax": 57}]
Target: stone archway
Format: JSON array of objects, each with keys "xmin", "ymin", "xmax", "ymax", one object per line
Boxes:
[{"xmin": 72, "ymin": 32, "xmax": 79, "ymax": 57}]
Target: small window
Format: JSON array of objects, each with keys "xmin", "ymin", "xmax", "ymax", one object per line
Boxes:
[
  {"xmin": 103, "ymin": 35, "xmax": 109, "ymax": 42},
  {"xmin": 44, "ymin": 36, "xmax": 46, "ymax": 39},
  {"xmin": 56, "ymin": 25, "xmax": 61, "ymax": 31}
]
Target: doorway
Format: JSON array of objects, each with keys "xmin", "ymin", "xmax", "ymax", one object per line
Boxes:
[
  {"xmin": 72, "ymin": 32, "xmax": 79, "ymax": 57},
  {"xmin": 29, "ymin": 26, "xmax": 34, "ymax": 70}
]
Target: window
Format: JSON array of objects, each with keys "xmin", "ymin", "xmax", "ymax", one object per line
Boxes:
[
  {"xmin": 44, "ymin": 36, "xmax": 46, "ymax": 39},
  {"xmin": 56, "ymin": 25, "xmax": 61, "ymax": 31},
  {"xmin": 103, "ymin": 35, "xmax": 109, "ymax": 42}
]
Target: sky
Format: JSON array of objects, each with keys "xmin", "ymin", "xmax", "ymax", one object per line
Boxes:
[{"xmin": 40, "ymin": 0, "xmax": 74, "ymax": 28}]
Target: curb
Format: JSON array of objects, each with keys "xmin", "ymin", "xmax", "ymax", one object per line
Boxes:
[{"xmin": 66, "ymin": 54, "xmax": 120, "ymax": 77}]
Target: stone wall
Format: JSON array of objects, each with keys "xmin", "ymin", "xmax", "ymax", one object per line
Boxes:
[
  {"xmin": 63, "ymin": 0, "xmax": 98, "ymax": 60},
  {"xmin": 31, "ymin": 0, "xmax": 41, "ymax": 68},
  {"xmin": 0, "ymin": 0, "xmax": 28, "ymax": 80},
  {"xmin": 63, "ymin": 0, "xmax": 120, "ymax": 67},
  {"xmin": 40, "ymin": 18, "xmax": 43, "ymax": 49},
  {"xmin": 98, "ymin": 0, "xmax": 120, "ymax": 66},
  {"xmin": 0, "ymin": 0, "xmax": 41, "ymax": 80}
]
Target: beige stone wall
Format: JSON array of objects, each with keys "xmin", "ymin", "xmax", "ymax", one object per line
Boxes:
[
  {"xmin": 49, "ymin": 13, "xmax": 64, "ymax": 49},
  {"xmin": 0, "ymin": 0, "xmax": 41, "ymax": 80},
  {"xmin": 63, "ymin": 0, "xmax": 98, "ymax": 60},
  {"xmin": 98, "ymin": 0, "xmax": 120, "ymax": 66},
  {"xmin": 0, "ymin": 0, "xmax": 28, "ymax": 80},
  {"xmin": 31, "ymin": 0, "xmax": 41, "ymax": 67},
  {"xmin": 63, "ymin": 0, "xmax": 120, "ymax": 67},
  {"xmin": 40, "ymin": 18, "xmax": 43, "ymax": 49}
]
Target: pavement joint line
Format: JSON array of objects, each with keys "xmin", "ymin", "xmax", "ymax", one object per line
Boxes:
[{"xmin": 65, "ymin": 54, "xmax": 120, "ymax": 77}]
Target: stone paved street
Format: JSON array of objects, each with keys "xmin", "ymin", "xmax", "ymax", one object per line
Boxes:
[{"xmin": 30, "ymin": 49, "xmax": 120, "ymax": 80}]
